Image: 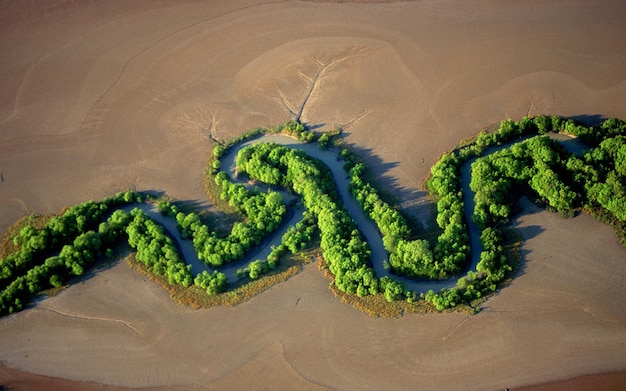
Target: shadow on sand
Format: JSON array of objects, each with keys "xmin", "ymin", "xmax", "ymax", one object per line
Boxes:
[
  {"xmin": 565, "ymin": 113, "xmax": 607, "ymax": 126},
  {"xmin": 340, "ymin": 133, "xmax": 434, "ymax": 232}
]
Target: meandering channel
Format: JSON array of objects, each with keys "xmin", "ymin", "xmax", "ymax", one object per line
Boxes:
[
  {"xmin": 3, "ymin": 117, "xmax": 617, "ymax": 318},
  {"xmin": 127, "ymin": 135, "xmax": 428, "ymax": 289},
  {"xmin": 222, "ymin": 135, "xmax": 465, "ymax": 293},
  {"xmin": 129, "ymin": 131, "xmax": 590, "ymax": 296}
]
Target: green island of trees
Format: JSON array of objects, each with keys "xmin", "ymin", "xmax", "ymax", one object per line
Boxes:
[{"xmin": 1, "ymin": 116, "xmax": 625, "ymax": 316}]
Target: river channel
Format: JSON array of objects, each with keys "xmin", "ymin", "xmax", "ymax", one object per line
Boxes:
[{"xmin": 134, "ymin": 132, "xmax": 587, "ymax": 295}]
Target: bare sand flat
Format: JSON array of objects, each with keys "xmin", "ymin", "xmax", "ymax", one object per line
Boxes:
[{"xmin": 1, "ymin": 1, "xmax": 625, "ymax": 390}]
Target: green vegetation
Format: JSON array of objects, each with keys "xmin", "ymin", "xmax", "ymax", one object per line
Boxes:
[
  {"xmin": 423, "ymin": 116, "xmax": 626, "ymax": 310},
  {"xmin": 178, "ymin": 174, "xmax": 286, "ymax": 267},
  {"xmin": 0, "ymin": 121, "xmax": 328, "ymax": 316},
  {"xmin": 349, "ymin": 153, "xmax": 469, "ymax": 280},
  {"xmin": 0, "ymin": 191, "xmax": 141, "ymax": 314},
  {"xmin": 235, "ymin": 142, "xmax": 379, "ymax": 297},
  {"xmin": 127, "ymin": 208, "xmax": 193, "ymax": 287},
  {"xmin": 1, "ymin": 116, "xmax": 624, "ymax": 317}
]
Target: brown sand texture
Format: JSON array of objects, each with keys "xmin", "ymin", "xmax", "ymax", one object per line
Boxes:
[{"xmin": 1, "ymin": 1, "xmax": 625, "ymax": 390}]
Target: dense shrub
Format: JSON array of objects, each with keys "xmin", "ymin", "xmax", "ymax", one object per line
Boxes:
[{"xmin": 235, "ymin": 142, "xmax": 379, "ymax": 296}]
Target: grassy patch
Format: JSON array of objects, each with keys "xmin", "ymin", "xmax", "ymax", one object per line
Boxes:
[
  {"xmin": 126, "ymin": 247, "xmax": 320, "ymax": 309},
  {"xmin": 0, "ymin": 214, "xmax": 53, "ymax": 259},
  {"xmin": 319, "ymin": 258, "xmax": 476, "ymax": 317}
]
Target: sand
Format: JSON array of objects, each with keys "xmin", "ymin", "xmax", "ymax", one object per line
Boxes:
[{"xmin": 1, "ymin": 0, "xmax": 625, "ymax": 390}]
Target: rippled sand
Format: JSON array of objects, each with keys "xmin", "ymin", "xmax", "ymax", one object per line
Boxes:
[{"xmin": 1, "ymin": 1, "xmax": 625, "ymax": 390}]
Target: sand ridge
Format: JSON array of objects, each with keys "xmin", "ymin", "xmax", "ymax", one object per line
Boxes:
[{"xmin": 1, "ymin": 0, "xmax": 625, "ymax": 390}]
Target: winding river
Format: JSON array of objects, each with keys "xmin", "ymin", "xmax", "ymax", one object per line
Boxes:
[
  {"xmin": 134, "ymin": 132, "xmax": 588, "ymax": 295},
  {"xmin": 222, "ymin": 135, "xmax": 468, "ymax": 293}
]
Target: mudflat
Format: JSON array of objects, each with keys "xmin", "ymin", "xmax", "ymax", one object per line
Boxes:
[{"xmin": 1, "ymin": 1, "xmax": 625, "ymax": 390}]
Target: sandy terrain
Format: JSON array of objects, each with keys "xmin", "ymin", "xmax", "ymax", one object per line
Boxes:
[{"xmin": 1, "ymin": 0, "xmax": 625, "ymax": 390}]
